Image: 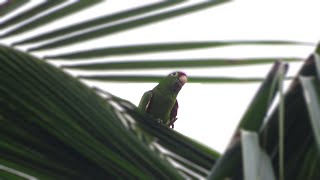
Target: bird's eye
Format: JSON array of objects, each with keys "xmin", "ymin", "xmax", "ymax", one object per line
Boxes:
[{"xmin": 170, "ymin": 72, "xmax": 178, "ymax": 76}]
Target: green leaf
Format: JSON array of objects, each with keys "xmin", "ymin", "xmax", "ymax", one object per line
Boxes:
[
  {"xmin": 259, "ymin": 54, "xmax": 320, "ymax": 179},
  {"xmin": 118, "ymin": 104, "xmax": 220, "ymax": 177},
  {"xmin": 296, "ymin": 143, "xmax": 320, "ymax": 180},
  {"xmin": 0, "ymin": 45, "xmax": 183, "ymax": 179},
  {"xmin": 315, "ymin": 42, "xmax": 320, "ymax": 55},
  {"xmin": 208, "ymin": 61, "xmax": 288, "ymax": 179},
  {"xmin": 238, "ymin": 61, "xmax": 288, "ymax": 131},
  {"xmin": 42, "ymin": 41, "xmax": 307, "ymax": 59},
  {"xmin": 314, "ymin": 54, "xmax": 320, "ymax": 80},
  {"xmin": 12, "ymin": 0, "xmax": 184, "ymax": 45},
  {"xmin": 79, "ymin": 75, "xmax": 267, "ymax": 83},
  {"xmin": 207, "ymin": 139, "xmax": 242, "ymax": 180},
  {"xmin": 0, "ymin": 0, "xmax": 64, "ymax": 30},
  {"xmin": 1, "ymin": 0, "xmax": 103, "ymax": 38},
  {"xmin": 27, "ymin": 0, "xmax": 233, "ymax": 51},
  {"xmin": 300, "ymin": 77, "xmax": 320, "ymax": 152},
  {"xmin": 0, "ymin": 164, "xmax": 37, "ymax": 180},
  {"xmin": 241, "ymin": 130, "xmax": 275, "ymax": 180},
  {"xmin": 278, "ymin": 60, "xmax": 286, "ymax": 180},
  {"xmin": 62, "ymin": 57, "xmax": 301, "ymax": 70},
  {"xmin": 93, "ymin": 88, "xmax": 220, "ymax": 178},
  {"xmin": 0, "ymin": 0, "xmax": 29, "ymax": 17}
]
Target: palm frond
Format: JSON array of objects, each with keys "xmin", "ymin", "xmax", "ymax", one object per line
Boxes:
[
  {"xmin": 78, "ymin": 75, "xmax": 269, "ymax": 83},
  {"xmin": 0, "ymin": 45, "xmax": 186, "ymax": 179},
  {"xmin": 260, "ymin": 49, "xmax": 320, "ymax": 179},
  {"xmin": 0, "ymin": 0, "xmax": 64, "ymax": 30},
  {"xmin": 12, "ymin": 0, "xmax": 185, "ymax": 45},
  {"xmin": 18, "ymin": 0, "xmax": 231, "ymax": 50},
  {"xmin": 61, "ymin": 57, "xmax": 301, "ymax": 70},
  {"xmin": 208, "ymin": 60, "xmax": 287, "ymax": 179},
  {"xmin": 41, "ymin": 41, "xmax": 309, "ymax": 59},
  {"xmin": 241, "ymin": 130, "xmax": 275, "ymax": 180},
  {"xmin": 1, "ymin": 0, "xmax": 103, "ymax": 38},
  {"xmin": 205, "ymin": 45, "xmax": 320, "ymax": 180},
  {"xmin": 0, "ymin": 0, "xmax": 29, "ymax": 17}
]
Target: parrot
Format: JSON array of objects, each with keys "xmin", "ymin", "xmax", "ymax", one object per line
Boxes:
[{"xmin": 138, "ymin": 71, "xmax": 187, "ymax": 128}]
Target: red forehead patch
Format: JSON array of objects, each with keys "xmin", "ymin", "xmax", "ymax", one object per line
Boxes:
[{"xmin": 177, "ymin": 71, "xmax": 187, "ymax": 77}]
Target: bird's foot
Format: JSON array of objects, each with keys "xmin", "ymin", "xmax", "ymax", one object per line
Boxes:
[{"xmin": 168, "ymin": 118, "xmax": 178, "ymax": 129}]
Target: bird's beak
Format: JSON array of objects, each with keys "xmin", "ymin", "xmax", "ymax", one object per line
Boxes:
[{"xmin": 179, "ymin": 75, "xmax": 187, "ymax": 86}]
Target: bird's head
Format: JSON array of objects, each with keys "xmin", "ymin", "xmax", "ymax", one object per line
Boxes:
[{"xmin": 157, "ymin": 71, "xmax": 187, "ymax": 94}]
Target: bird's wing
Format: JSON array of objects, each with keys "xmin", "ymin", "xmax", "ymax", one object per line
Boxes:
[
  {"xmin": 168, "ymin": 100, "xmax": 178, "ymax": 128},
  {"xmin": 138, "ymin": 90, "xmax": 153, "ymax": 112}
]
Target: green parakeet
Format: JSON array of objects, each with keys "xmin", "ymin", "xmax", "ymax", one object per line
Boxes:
[{"xmin": 138, "ymin": 71, "xmax": 187, "ymax": 128}]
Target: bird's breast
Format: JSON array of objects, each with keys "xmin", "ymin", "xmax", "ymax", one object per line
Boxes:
[{"xmin": 148, "ymin": 93, "xmax": 175, "ymax": 124}]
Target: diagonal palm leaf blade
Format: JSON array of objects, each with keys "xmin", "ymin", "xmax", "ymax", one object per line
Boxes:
[
  {"xmin": 236, "ymin": 62, "xmax": 287, "ymax": 131},
  {"xmin": 0, "ymin": 0, "xmax": 29, "ymax": 17},
  {"xmin": 43, "ymin": 40, "xmax": 309, "ymax": 59},
  {"xmin": 0, "ymin": 163, "xmax": 38, "ymax": 180},
  {"xmin": 1, "ymin": 0, "xmax": 103, "ymax": 38},
  {"xmin": 296, "ymin": 143, "xmax": 320, "ymax": 180},
  {"xmin": 314, "ymin": 54, "xmax": 320, "ymax": 80},
  {"xmin": 62, "ymin": 57, "xmax": 301, "ymax": 70},
  {"xmin": 27, "ymin": 0, "xmax": 231, "ymax": 51},
  {"xmin": 12, "ymin": 0, "xmax": 185, "ymax": 45},
  {"xmin": 79, "ymin": 75, "xmax": 268, "ymax": 83},
  {"xmin": 300, "ymin": 76, "xmax": 320, "ymax": 152},
  {"xmin": 0, "ymin": 0, "xmax": 65, "ymax": 30},
  {"xmin": 241, "ymin": 130, "xmax": 275, "ymax": 180}
]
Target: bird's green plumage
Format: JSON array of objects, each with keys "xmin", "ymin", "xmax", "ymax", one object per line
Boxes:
[
  {"xmin": 139, "ymin": 90, "xmax": 153, "ymax": 112},
  {"xmin": 138, "ymin": 72, "xmax": 187, "ymax": 126}
]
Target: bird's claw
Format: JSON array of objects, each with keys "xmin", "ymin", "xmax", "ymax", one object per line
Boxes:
[
  {"xmin": 157, "ymin": 118, "xmax": 163, "ymax": 124},
  {"xmin": 168, "ymin": 118, "xmax": 178, "ymax": 129}
]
